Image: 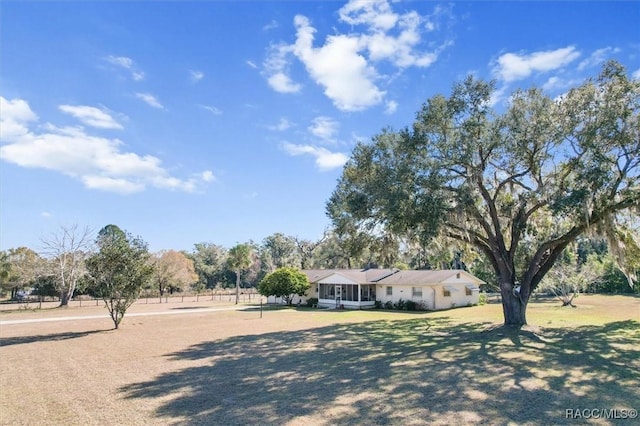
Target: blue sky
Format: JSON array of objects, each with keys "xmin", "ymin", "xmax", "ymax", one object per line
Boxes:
[{"xmin": 1, "ymin": 1, "xmax": 639, "ymax": 253}]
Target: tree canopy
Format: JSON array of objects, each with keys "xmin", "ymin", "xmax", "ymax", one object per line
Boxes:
[
  {"xmin": 86, "ymin": 225, "xmax": 154, "ymax": 329},
  {"xmin": 328, "ymin": 61, "xmax": 639, "ymax": 326},
  {"xmin": 258, "ymin": 267, "xmax": 310, "ymax": 306},
  {"xmin": 151, "ymin": 250, "xmax": 198, "ymax": 299}
]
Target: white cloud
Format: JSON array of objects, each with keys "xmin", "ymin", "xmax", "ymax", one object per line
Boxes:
[
  {"xmin": 308, "ymin": 116, "xmax": 339, "ymax": 141},
  {"xmin": 293, "ymin": 15, "xmax": 384, "ymax": 111},
  {"xmin": 58, "ymin": 105, "xmax": 123, "ymax": 129},
  {"xmin": 199, "ymin": 104, "xmax": 223, "ymax": 115},
  {"xmin": 339, "ymin": 0, "xmax": 398, "ymax": 31},
  {"xmin": 263, "ymin": 20, "xmax": 278, "ymax": 31},
  {"xmin": 268, "ymin": 72, "xmax": 303, "ymax": 94},
  {"xmin": 281, "ymin": 142, "xmax": 348, "ymax": 171},
  {"xmin": 0, "ymin": 97, "xmax": 38, "ymax": 142},
  {"xmin": 384, "ymin": 100, "xmax": 398, "ymax": 114},
  {"xmin": 135, "ymin": 93, "xmax": 164, "ymax": 109},
  {"xmin": 246, "ymin": 60, "xmax": 258, "ymax": 69},
  {"xmin": 268, "ymin": 118, "xmax": 293, "ymax": 131},
  {"xmin": 105, "ymin": 55, "xmax": 145, "ymax": 81},
  {"xmin": 0, "ymin": 97, "xmax": 213, "ymax": 194},
  {"xmin": 190, "ymin": 70, "xmax": 204, "ymax": 82},
  {"xmin": 264, "ymin": 43, "xmax": 303, "ymax": 93},
  {"xmin": 578, "ymin": 47, "xmax": 621, "ymax": 71},
  {"xmin": 40, "ymin": 211, "xmax": 52, "ymax": 218},
  {"xmin": 200, "ymin": 170, "xmax": 215, "ymax": 182},
  {"xmin": 493, "ymin": 46, "xmax": 581, "ymax": 82},
  {"xmin": 264, "ymin": 0, "xmax": 450, "ymax": 111},
  {"xmin": 541, "ymin": 76, "xmax": 581, "ymax": 93},
  {"xmin": 542, "ymin": 76, "xmax": 562, "ymax": 92}
]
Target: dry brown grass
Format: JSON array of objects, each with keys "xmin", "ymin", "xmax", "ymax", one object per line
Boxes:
[{"xmin": 1, "ymin": 295, "xmax": 638, "ymax": 425}]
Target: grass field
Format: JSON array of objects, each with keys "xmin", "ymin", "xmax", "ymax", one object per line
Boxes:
[{"xmin": 0, "ymin": 295, "xmax": 638, "ymax": 425}]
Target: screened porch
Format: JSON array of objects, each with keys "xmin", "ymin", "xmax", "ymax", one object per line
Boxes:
[{"xmin": 317, "ymin": 283, "xmax": 376, "ymax": 309}]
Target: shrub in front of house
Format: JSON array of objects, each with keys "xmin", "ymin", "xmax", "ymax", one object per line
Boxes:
[
  {"xmin": 306, "ymin": 297, "xmax": 318, "ymax": 307},
  {"xmin": 384, "ymin": 301, "xmax": 394, "ymax": 309},
  {"xmin": 404, "ymin": 300, "xmax": 417, "ymax": 311},
  {"xmin": 394, "ymin": 298, "xmax": 406, "ymax": 310}
]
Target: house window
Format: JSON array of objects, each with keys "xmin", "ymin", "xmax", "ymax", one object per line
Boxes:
[
  {"xmin": 443, "ymin": 288, "xmax": 451, "ymax": 297},
  {"xmin": 386, "ymin": 286, "xmax": 393, "ymax": 296},
  {"xmin": 412, "ymin": 287, "xmax": 422, "ymax": 298},
  {"xmin": 465, "ymin": 287, "xmax": 472, "ymax": 296}
]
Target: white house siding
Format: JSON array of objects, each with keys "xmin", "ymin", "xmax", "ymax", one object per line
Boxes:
[
  {"xmin": 377, "ymin": 283, "xmax": 479, "ymax": 310},
  {"xmin": 434, "ymin": 284, "xmax": 480, "ymax": 309},
  {"xmin": 377, "ymin": 284, "xmax": 436, "ymax": 310}
]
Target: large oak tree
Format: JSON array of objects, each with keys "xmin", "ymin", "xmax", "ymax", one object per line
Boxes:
[{"xmin": 328, "ymin": 62, "xmax": 639, "ymax": 326}]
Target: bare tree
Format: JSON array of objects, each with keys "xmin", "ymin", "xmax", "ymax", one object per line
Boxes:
[
  {"xmin": 41, "ymin": 224, "xmax": 93, "ymax": 307},
  {"xmin": 295, "ymin": 233, "xmax": 327, "ymax": 269}
]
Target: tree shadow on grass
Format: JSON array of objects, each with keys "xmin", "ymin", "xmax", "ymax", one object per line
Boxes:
[
  {"xmin": 0, "ymin": 329, "xmax": 107, "ymax": 347},
  {"xmin": 120, "ymin": 318, "xmax": 640, "ymax": 425}
]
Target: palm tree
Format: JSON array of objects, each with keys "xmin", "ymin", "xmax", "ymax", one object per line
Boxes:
[{"xmin": 227, "ymin": 244, "xmax": 252, "ymax": 304}]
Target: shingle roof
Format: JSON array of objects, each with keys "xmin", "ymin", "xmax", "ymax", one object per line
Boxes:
[
  {"xmin": 301, "ymin": 268, "xmax": 397, "ymax": 283},
  {"xmin": 302, "ymin": 269, "xmax": 485, "ymax": 285}
]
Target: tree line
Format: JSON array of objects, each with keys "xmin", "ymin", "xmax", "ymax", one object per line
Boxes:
[{"xmin": 1, "ymin": 224, "xmax": 636, "ymax": 306}]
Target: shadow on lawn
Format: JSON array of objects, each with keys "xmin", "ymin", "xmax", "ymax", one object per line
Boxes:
[
  {"xmin": 0, "ymin": 329, "xmax": 107, "ymax": 347},
  {"xmin": 120, "ymin": 318, "xmax": 640, "ymax": 425}
]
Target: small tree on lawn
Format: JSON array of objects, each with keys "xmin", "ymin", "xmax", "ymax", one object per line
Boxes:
[
  {"xmin": 539, "ymin": 249, "xmax": 604, "ymax": 307},
  {"xmin": 258, "ymin": 267, "xmax": 310, "ymax": 306},
  {"xmin": 86, "ymin": 225, "xmax": 154, "ymax": 329}
]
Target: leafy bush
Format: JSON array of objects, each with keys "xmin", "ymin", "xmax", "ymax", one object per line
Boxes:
[
  {"xmin": 415, "ymin": 301, "xmax": 429, "ymax": 311},
  {"xmin": 384, "ymin": 301, "xmax": 394, "ymax": 309},
  {"xmin": 404, "ymin": 300, "xmax": 417, "ymax": 311},
  {"xmin": 374, "ymin": 300, "xmax": 382, "ymax": 309},
  {"xmin": 394, "ymin": 298, "xmax": 406, "ymax": 310},
  {"xmin": 306, "ymin": 297, "xmax": 318, "ymax": 307},
  {"xmin": 478, "ymin": 293, "xmax": 487, "ymax": 305}
]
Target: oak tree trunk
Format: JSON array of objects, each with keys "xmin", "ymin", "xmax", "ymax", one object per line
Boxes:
[{"xmin": 500, "ymin": 284, "xmax": 527, "ymax": 327}]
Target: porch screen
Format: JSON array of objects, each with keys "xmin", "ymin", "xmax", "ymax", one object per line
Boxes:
[
  {"xmin": 319, "ymin": 284, "xmax": 335, "ymax": 300},
  {"xmin": 319, "ymin": 284, "xmax": 359, "ymax": 301}
]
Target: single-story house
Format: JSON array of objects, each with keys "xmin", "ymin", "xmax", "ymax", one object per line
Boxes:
[{"xmin": 267, "ymin": 268, "xmax": 483, "ymax": 310}]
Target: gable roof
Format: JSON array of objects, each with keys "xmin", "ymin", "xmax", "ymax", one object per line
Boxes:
[
  {"xmin": 302, "ymin": 269, "xmax": 485, "ymax": 285},
  {"xmin": 377, "ymin": 270, "xmax": 485, "ymax": 285},
  {"xmin": 302, "ymin": 268, "xmax": 397, "ymax": 284}
]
